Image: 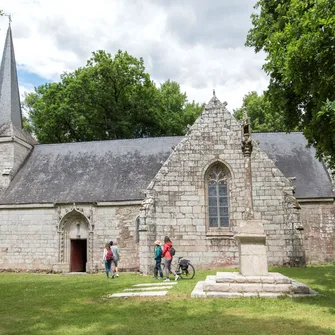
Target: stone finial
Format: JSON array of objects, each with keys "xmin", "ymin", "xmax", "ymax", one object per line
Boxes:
[
  {"xmin": 242, "ymin": 135, "xmax": 253, "ymax": 156},
  {"xmin": 4, "ymin": 14, "xmax": 12, "ymax": 26},
  {"xmin": 241, "ymin": 106, "xmax": 252, "ymax": 156},
  {"xmin": 242, "ymin": 106, "xmax": 247, "ymax": 120},
  {"xmin": 205, "ymin": 91, "xmax": 228, "ymax": 110}
]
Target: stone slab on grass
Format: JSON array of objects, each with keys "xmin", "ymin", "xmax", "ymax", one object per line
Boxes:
[
  {"xmin": 109, "ymin": 291, "xmax": 168, "ymax": 298},
  {"xmin": 133, "ymin": 282, "xmax": 177, "ymax": 287},
  {"xmin": 124, "ymin": 286, "xmax": 174, "ymax": 291}
]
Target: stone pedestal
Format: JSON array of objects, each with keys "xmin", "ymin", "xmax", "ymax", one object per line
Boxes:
[
  {"xmin": 191, "ymin": 220, "xmax": 317, "ymax": 298},
  {"xmin": 235, "ymin": 220, "xmax": 268, "ymax": 276}
]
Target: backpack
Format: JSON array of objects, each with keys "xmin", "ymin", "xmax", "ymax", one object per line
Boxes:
[
  {"xmin": 170, "ymin": 246, "xmax": 176, "ymax": 256},
  {"xmin": 106, "ymin": 249, "xmax": 114, "ymax": 261}
]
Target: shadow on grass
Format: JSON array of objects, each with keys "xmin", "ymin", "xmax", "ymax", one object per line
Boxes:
[
  {"xmin": 2, "ymin": 295, "xmax": 335, "ymax": 335},
  {"xmin": 0, "ymin": 269, "xmax": 334, "ymax": 335},
  {"xmin": 271, "ymin": 265, "xmax": 335, "ymax": 315}
]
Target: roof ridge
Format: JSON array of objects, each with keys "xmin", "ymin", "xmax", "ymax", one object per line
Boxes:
[{"xmin": 34, "ymin": 136, "xmax": 184, "ymax": 147}]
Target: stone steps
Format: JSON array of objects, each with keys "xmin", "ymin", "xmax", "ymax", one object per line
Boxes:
[
  {"xmin": 204, "ymin": 282, "xmax": 292, "ymax": 294},
  {"xmin": 191, "ymin": 272, "xmax": 318, "ymax": 298},
  {"xmin": 215, "ymin": 272, "xmax": 292, "ymax": 284}
]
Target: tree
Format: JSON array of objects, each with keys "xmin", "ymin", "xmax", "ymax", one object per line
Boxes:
[
  {"xmin": 233, "ymin": 91, "xmax": 287, "ymax": 132},
  {"xmin": 24, "ymin": 50, "xmax": 203, "ymax": 143},
  {"xmin": 246, "ymin": 0, "xmax": 335, "ymax": 171},
  {"xmin": 158, "ymin": 80, "xmax": 204, "ymax": 135}
]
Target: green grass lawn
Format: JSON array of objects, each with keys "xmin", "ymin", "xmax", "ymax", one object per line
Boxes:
[{"xmin": 0, "ymin": 266, "xmax": 334, "ymax": 335}]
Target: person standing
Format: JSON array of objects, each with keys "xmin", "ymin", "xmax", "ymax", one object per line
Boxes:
[
  {"xmin": 109, "ymin": 241, "xmax": 120, "ymax": 277},
  {"xmin": 103, "ymin": 243, "xmax": 114, "ymax": 279},
  {"xmin": 162, "ymin": 236, "xmax": 179, "ymax": 281},
  {"xmin": 153, "ymin": 240, "xmax": 163, "ymax": 279}
]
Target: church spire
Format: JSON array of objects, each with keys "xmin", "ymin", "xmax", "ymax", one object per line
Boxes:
[{"xmin": 0, "ymin": 25, "xmax": 22, "ymax": 129}]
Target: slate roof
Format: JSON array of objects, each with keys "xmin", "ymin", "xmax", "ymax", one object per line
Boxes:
[
  {"xmin": 0, "ymin": 137, "xmax": 182, "ymax": 204},
  {"xmin": 253, "ymin": 132, "xmax": 333, "ymax": 199},
  {"xmin": 0, "ymin": 132, "xmax": 333, "ymax": 205}
]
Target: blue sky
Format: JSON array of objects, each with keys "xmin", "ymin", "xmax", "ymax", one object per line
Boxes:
[{"xmin": 17, "ymin": 68, "xmax": 50, "ymax": 90}]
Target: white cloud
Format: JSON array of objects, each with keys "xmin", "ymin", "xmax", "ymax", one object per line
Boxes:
[{"xmin": 0, "ymin": 0, "xmax": 268, "ymax": 110}]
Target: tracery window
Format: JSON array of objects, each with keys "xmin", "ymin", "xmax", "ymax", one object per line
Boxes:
[{"xmin": 207, "ymin": 164, "xmax": 230, "ymax": 228}]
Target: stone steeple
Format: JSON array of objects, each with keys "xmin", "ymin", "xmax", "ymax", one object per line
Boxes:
[
  {"xmin": 0, "ymin": 25, "xmax": 22, "ymax": 129},
  {"xmin": 0, "ymin": 25, "xmax": 36, "ymax": 195}
]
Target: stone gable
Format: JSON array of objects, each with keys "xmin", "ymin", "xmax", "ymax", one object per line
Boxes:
[{"xmin": 139, "ymin": 96, "xmax": 305, "ymax": 273}]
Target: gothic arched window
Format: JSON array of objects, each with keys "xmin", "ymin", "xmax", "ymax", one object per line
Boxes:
[{"xmin": 206, "ymin": 164, "xmax": 230, "ymax": 228}]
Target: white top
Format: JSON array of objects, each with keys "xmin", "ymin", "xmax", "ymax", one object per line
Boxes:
[{"xmin": 103, "ymin": 248, "xmax": 109, "ymax": 261}]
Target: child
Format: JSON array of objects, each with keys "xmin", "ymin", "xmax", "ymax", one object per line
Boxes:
[{"xmin": 153, "ymin": 240, "xmax": 163, "ymax": 279}]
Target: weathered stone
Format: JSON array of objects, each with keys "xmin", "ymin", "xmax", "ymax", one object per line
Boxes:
[{"xmin": 0, "ymin": 28, "xmax": 334, "ymax": 275}]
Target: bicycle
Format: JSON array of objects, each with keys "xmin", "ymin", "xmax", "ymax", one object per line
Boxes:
[{"xmin": 161, "ymin": 256, "xmax": 195, "ymax": 279}]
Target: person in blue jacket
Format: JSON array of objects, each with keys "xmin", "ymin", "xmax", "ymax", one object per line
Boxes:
[{"xmin": 153, "ymin": 240, "xmax": 163, "ymax": 279}]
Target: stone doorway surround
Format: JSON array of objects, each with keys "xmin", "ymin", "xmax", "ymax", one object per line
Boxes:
[{"xmin": 53, "ymin": 204, "xmax": 94, "ymax": 273}]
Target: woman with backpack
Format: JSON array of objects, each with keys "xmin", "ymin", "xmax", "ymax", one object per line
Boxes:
[
  {"xmin": 162, "ymin": 236, "xmax": 179, "ymax": 281},
  {"xmin": 103, "ymin": 243, "xmax": 114, "ymax": 279}
]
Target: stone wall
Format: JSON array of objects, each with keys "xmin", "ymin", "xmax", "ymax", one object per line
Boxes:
[
  {"xmin": 252, "ymin": 147, "xmax": 305, "ymax": 266},
  {"xmin": 140, "ymin": 97, "xmax": 302, "ymax": 274},
  {"xmin": 93, "ymin": 204, "xmax": 141, "ymax": 271},
  {"xmin": 0, "ymin": 207, "xmax": 56, "ymax": 270},
  {"xmin": 0, "ymin": 141, "xmax": 13, "ymax": 191},
  {"xmin": 0, "ymin": 203, "xmax": 141, "ymax": 272},
  {"xmin": 0, "ymin": 139, "xmax": 32, "ymax": 192},
  {"xmin": 300, "ymin": 201, "xmax": 335, "ymax": 264}
]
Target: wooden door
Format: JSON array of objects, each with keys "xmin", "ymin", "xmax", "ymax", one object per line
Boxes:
[{"xmin": 71, "ymin": 239, "xmax": 87, "ymax": 272}]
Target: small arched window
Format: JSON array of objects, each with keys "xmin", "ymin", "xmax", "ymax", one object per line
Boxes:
[
  {"xmin": 206, "ymin": 163, "xmax": 230, "ymax": 228},
  {"xmin": 135, "ymin": 216, "xmax": 140, "ymax": 243}
]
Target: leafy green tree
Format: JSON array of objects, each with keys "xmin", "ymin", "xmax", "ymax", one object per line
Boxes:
[
  {"xmin": 246, "ymin": 0, "xmax": 335, "ymax": 171},
  {"xmin": 22, "ymin": 115, "xmax": 34, "ymax": 134},
  {"xmin": 158, "ymin": 80, "xmax": 204, "ymax": 135},
  {"xmin": 233, "ymin": 91, "xmax": 288, "ymax": 132},
  {"xmin": 24, "ymin": 50, "xmax": 202, "ymax": 143}
]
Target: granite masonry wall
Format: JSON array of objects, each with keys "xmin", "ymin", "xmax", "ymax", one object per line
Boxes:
[
  {"xmin": 300, "ymin": 201, "xmax": 335, "ymax": 264},
  {"xmin": 0, "ymin": 139, "xmax": 32, "ymax": 192},
  {"xmin": 0, "ymin": 203, "xmax": 141, "ymax": 272},
  {"xmin": 139, "ymin": 97, "xmax": 304, "ymax": 274},
  {"xmin": 0, "ymin": 142, "xmax": 13, "ymax": 191}
]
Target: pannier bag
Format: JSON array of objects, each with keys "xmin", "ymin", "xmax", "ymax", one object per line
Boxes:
[{"xmin": 180, "ymin": 259, "xmax": 189, "ymax": 270}]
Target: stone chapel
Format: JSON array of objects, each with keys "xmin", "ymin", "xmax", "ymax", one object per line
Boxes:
[{"xmin": 0, "ymin": 26, "xmax": 334, "ymax": 274}]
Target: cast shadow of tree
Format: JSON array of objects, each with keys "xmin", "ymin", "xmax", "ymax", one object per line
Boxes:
[{"xmin": 272, "ymin": 266, "xmax": 335, "ymax": 314}]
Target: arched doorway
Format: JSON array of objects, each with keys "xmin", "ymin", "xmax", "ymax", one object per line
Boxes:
[{"xmin": 58, "ymin": 209, "xmax": 93, "ymax": 272}]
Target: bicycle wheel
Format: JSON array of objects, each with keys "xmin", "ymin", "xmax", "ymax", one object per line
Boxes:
[{"xmin": 179, "ymin": 263, "xmax": 195, "ymax": 279}]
